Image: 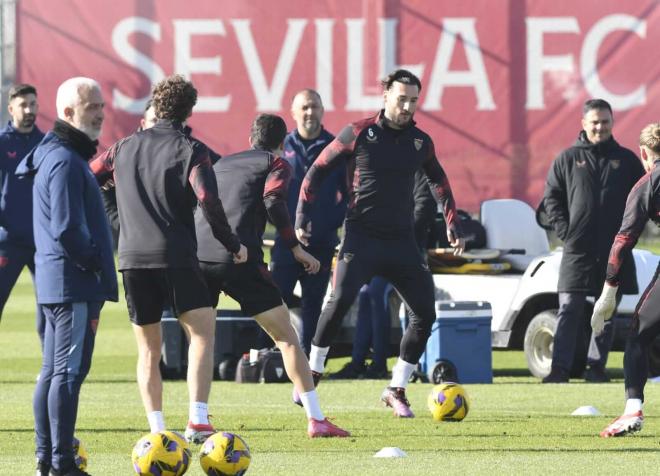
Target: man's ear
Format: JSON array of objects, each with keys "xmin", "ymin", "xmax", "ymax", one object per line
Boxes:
[{"xmin": 63, "ymin": 106, "xmax": 75, "ymax": 121}]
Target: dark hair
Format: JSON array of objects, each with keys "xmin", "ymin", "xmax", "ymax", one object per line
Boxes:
[
  {"xmin": 144, "ymin": 98, "xmax": 153, "ymax": 113},
  {"xmin": 151, "ymin": 75, "xmax": 197, "ymax": 122},
  {"xmin": 583, "ymin": 98, "xmax": 612, "ymax": 117},
  {"xmin": 250, "ymin": 114, "xmax": 287, "ymax": 151},
  {"xmin": 8, "ymin": 83, "xmax": 37, "ymax": 101},
  {"xmin": 381, "ymin": 69, "xmax": 422, "ymax": 92}
]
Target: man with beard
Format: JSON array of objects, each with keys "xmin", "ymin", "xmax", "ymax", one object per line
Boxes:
[
  {"xmin": 0, "ymin": 84, "xmax": 44, "ymax": 336},
  {"xmin": 294, "ymin": 69, "xmax": 464, "ymax": 418},
  {"xmin": 541, "ymin": 99, "xmax": 644, "ymax": 383},
  {"xmin": 17, "ymin": 77, "xmax": 117, "ymax": 476},
  {"xmin": 270, "ymin": 89, "xmax": 347, "ymax": 355}
]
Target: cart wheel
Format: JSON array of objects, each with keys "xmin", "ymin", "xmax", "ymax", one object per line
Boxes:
[
  {"xmin": 429, "ymin": 359, "xmax": 458, "ymax": 384},
  {"xmin": 218, "ymin": 357, "xmax": 237, "ymax": 381},
  {"xmin": 159, "ymin": 359, "xmax": 184, "ymax": 380},
  {"xmin": 409, "ymin": 363, "xmax": 429, "ymax": 383}
]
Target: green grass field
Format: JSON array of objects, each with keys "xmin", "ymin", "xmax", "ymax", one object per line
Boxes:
[{"xmin": 1, "ymin": 270, "xmax": 660, "ymax": 475}]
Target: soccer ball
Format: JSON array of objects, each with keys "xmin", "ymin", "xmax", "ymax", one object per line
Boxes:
[
  {"xmin": 161, "ymin": 431, "xmax": 192, "ymax": 475},
  {"xmin": 72, "ymin": 437, "xmax": 88, "ymax": 470},
  {"xmin": 427, "ymin": 382, "xmax": 469, "ymax": 421},
  {"xmin": 199, "ymin": 432, "xmax": 251, "ymax": 476},
  {"xmin": 131, "ymin": 432, "xmax": 186, "ymax": 476}
]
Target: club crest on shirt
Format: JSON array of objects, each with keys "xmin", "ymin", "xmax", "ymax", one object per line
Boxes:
[
  {"xmin": 366, "ymin": 128, "xmax": 378, "ymax": 142},
  {"xmin": 610, "ymin": 159, "xmax": 621, "ymax": 169},
  {"xmin": 343, "ymin": 253, "xmax": 354, "ymax": 263},
  {"xmin": 414, "ymin": 138, "xmax": 423, "ymax": 151},
  {"xmin": 7, "ymin": 151, "xmax": 17, "ymax": 159}
]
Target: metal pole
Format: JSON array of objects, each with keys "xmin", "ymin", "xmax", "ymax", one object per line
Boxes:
[{"xmin": 0, "ymin": 0, "xmax": 17, "ymax": 125}]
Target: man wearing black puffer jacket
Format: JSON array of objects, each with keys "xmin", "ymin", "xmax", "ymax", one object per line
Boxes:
[{"xmin": 541, "ymin": 98, "xmax": 644, "ymax": 383}]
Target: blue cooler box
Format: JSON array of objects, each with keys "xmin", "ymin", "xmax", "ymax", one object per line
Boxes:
[{"xmin": 420, "ymin": 301, "xmax": 492, "ymax": 384}]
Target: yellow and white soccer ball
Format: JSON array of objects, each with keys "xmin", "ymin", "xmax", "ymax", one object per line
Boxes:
[
  {"xmin": 427, "ymin": 382, "xmax": 469, "ymax": 421},
  {"xmin": 72, "ymin": 437, "xmax": 88, "ymax": 471},
  {"xmin": 161, "ymin": 431, "xmax": 192, "ymax": 475},
  {"xmin": 131, "ymin": 431, "xmax": 186, "ymax": 476},
  {"xmin": 199, "ymin": 432, "xmax": 251, "ymax": 476}
]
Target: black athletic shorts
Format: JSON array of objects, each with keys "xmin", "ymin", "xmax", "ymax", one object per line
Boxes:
[
  {"xmin": 122, "ymin": 267, "xmax": 211, "ymax": 325},
  {"xmin": 199, "ymin": 261, "xmax": 282, "ymax": 316}
]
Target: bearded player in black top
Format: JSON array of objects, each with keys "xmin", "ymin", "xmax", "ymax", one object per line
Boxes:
[
  {"xmin": 295, "ymin": 69, "xmax": 465, "ymax": 418},
  {"xmin": 194, "ymin": 114, "xmax": 349, "ymax": 438}
]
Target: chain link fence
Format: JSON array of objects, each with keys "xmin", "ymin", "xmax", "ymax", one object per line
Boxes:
[{"xmin": 0, "ymin": 0, "xmax": 17, "ymax": 125}]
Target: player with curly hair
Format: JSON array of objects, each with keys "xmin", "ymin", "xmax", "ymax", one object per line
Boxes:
[{"xmin": 90, "ymin": 75, "xmax": 247, "ymax": 443}]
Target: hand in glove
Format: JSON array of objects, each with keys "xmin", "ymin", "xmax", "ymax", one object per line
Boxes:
[{"xmin": 591, "ymin": 284, "xmax": 618, "ymax": 335}]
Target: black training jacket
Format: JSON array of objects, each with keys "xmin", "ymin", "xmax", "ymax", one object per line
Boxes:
[{"xmin": 543, "ymin": 131, "xmax": 644, "ymax": 294}]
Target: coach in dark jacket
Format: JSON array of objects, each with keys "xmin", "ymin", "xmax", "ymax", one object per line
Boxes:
[
  {"xmin": 270, "ymin": 89, "xmax": 347, "ymax": 354},
  {"xmin": 17, "ymin": 77, "xmax": 117, "ymax": 476},
  {"xmin": 542, "ymin": 98, "xmax": 644, "ymax": 383}
]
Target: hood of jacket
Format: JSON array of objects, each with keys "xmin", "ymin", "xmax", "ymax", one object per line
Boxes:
[
  {"xmin": 573, "ymin": 130, "xmax": 620, "ymax": 154},
  {"xmin": 15, "ymin": 130, "xmax": 59, "ymax": 178}
]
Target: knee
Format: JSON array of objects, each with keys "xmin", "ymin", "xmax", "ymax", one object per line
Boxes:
[{"xmin": 407, "ymin": 311, "xmax": 434, "ymax": 333}]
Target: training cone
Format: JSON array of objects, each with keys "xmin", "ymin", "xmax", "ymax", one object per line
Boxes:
[
  {"xmin": 374, "ymin": 447, "xmax": 407, "ymax": 458},
  {"xmin": 571, "ymin": 405, "xmax": 601, "ymax": 416}
]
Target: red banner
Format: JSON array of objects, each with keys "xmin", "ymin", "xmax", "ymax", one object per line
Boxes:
[{"xmin": 16, "ymin": 0, "xmax": 660, "ymax": 210}]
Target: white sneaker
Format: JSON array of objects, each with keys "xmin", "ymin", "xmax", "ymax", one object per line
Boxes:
[{"xmin": 184, "ymin": 421, "xmax": 216, "ymax": 444}]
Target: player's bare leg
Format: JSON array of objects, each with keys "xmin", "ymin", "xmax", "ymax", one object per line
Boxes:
[
  {"xmin": 132, "ymin": 322, "xmax": 165, "ymax": 432},
  {"xmin": 179, "ymin": 307, "xmax": 216, "ymax": 443},
  {"xmin": 255, "ymin": 304, "xmax": 349, "ymax": 437}
]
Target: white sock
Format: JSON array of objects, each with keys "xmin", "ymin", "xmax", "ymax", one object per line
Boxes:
[
  {"xmin": 389, "ymin": 358, "xmax": 417, "ymax": 388},
  {"xmin": 189, "ymin": 401, "xmax": 209, "ymax": 425},
  {"xmin": 147, "ymin": 411, "xmax": 165, "ymax": 433},
  {"xmin": 309, "ymin": 345, "xmax": 330, "ymax": 374},
  {"xmin": 624, "ymin": 398, "xmax": 643, "ymax": 415},
  {"xmin": 299, "ymin": 389, "xmax": 325, "ymax": 421}
]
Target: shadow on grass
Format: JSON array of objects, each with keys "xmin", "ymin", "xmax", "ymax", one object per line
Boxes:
[
  {"xmin": 493, "ymin": 368, "xmax": 532, "ymax": 377},
  {"xmin": 493, "ymin": 367, "xmax": 625, "ymax": 379}
]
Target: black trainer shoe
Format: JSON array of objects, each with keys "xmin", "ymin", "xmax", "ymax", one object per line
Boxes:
[
  {"xmin": 49, "ymin": 465, "xmax": 91, "ymax": 476},
  {"xmin": 541, "ymin": 367, "xmax": 569, "ymax": 383},
  {"xmin": 36, "ymin": 460, "xmax": 50, "ymax": 476},
  {"xmin": 329, "ymin": 362, "xmax": 365, "ymax": 380},
  {"xmin": 363, "ymin": 362, "xmax": 388, "ymax": 379},
  {"xmin": 584, "ymin": 366, "xmax": 610, "ymax": 383}
]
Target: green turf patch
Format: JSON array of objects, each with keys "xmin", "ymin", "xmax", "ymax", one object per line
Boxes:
[{"xmin": 1, "ymin": 269, "xmax": 658, "ymax": 475}]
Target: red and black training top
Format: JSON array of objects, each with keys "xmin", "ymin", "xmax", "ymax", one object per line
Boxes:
[
  {"xmin": 296, "ymin": 110, "xmax": 461, "ymax": 240},
  {"xmin": 195, "ymin": 148, "xmax": 297, "ymax": 264},
  {"xmin": 606, "ymin": 160, "xmax": 660, "ymax": 285},
  {"xmin": 90, "ymin": 120, "xmax": 240, "ymax": 270}
]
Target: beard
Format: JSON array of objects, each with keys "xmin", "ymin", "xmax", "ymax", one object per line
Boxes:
[
  {"xmin": 19, "ymin": 115, "xmax": 36, "ymax": 129},
  {"xmin": 78, "ymin": 123, "xmax": 102, "ymax": 141},
  {"xmin": 302, "ymin": 119, "xmax": 320, "ymax": 135}
]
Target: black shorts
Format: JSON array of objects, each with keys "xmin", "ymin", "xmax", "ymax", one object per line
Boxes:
[
  {"xmin": 122, "ymin": 267, "xmax": 211, "ymax": 325},
  {"xmin": 199, "ymin": 261, "xmax": 282, "ymax": 316}
]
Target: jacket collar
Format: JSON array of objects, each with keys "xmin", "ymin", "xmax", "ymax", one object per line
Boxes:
[
  {"xmin": 375, "ymin": 109, "xmax": 416, "ymax": 131},
  {"xmin": 575, "ymin": 130, "xmax": 618, "ymax": 153},
  {"xmin": 2, "ymin": 120, "xmax": 43, "ymax": 139},
  {"xmin": 52, "ymin": 119, "xmax": 98, "ymax": 160}
]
